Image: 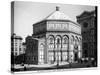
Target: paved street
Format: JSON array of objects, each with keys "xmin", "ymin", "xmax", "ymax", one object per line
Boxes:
[{"xmin": 11, "ymin": 61, "xmax": 95, "ymax": 72}]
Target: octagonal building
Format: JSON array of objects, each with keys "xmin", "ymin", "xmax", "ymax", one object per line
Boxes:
[{"xmin": 27, "ymin": 7, "xmax": 82, "ymax": 65}]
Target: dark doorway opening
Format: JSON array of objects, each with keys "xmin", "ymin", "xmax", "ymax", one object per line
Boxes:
[{"xmin": 74, "ymin": 52, "xmax": 78, "ymax": 61}]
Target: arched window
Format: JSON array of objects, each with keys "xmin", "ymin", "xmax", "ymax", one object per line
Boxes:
[
  {"xmin": 48, "ymin": 35, "xmax": 54, "ymax": 44},
  {"xmin": 39, "ymin": 44, "xmax": 44, "ymax": 64},
  {"xmin": 75, "ymin": 36, "xmax": 79, "ymax": 45},
  {"xmin": 50, "ymin": 38, "xmax": 53, "ymax": 44},
  {"xmin": 62, "ymin": 35, "xmax": 69, "ymax": 61},
  {"xmin": 55, "ymin": 35, "xmax": 61, "ymax": 49},
  {"xmin": 48, "ymin": 35, "xmax": 55, "ymax": 63},
  {"xmin": 57, "ymin": 38, "xmax": 60, "ymax": 44},
  {"xmin": 71, "ymin": 35, "xmax": 75, "ymax": 44},
  {"xmin": 48, "ymin": 35, "xmax": 54, "ymax": 49},
  {"xmin": 83, "ymin": 22, "xmax": 88, "ymax": 28},
  {"xmin": 62, "ymin": 35, "xmax": 69, "ymax": 49},
  {"xmin": 63, "ymin": 37, "xmax": 68, "ymax": 44}
]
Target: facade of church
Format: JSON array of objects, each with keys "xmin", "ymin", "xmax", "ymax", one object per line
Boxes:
[
  {"xmin": 26, "ymin": 7, "xmax": 82, "ymax": 65},
  {"xmin": 77, "ymin": 8, "xmax": 97, "ymax": 63}
]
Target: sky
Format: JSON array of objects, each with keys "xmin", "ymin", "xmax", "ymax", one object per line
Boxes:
[{"xmin": 13, "ymin": 1, "xmax": 95, "ymax": 42}]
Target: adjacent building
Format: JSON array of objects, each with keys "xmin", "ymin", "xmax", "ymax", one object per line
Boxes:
[
  {"xmin": 25, "ymin": 36, "xmax": 38, "ymax": 64},
  {"xmin": 22, "ymin": 42, "xmax": 26, "ymax": 54},
  {"xmin": 11, "ymin": 33, "xmax": 24, "ymax": 56},
  {"xmin": 76, "ymin": 7, "xmax": 97, "ymax": 62},
  {"xmin": 25, "ymin": 7, "xmax": 82, "ymax": 65}
]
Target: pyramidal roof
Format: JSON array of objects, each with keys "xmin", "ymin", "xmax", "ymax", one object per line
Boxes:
[
  {"xmin": 45, "ymin": 6, "xmax": 72, "ymax": 21},
  {"xmin": 34, "ymin": 6, "xmax": 77, "ymax": 25}
]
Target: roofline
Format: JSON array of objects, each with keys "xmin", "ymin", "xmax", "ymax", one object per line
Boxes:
[
  {"xmin": 76, "ymin": 10, "xmax": 95, "ymax": 18},
  {"xmin": 12, "ymin": 37, "xmax": 23, "ymax": 40},
  {"xmin": 32, "ymin": 9, "xmax": 77, "ymax": 26},
  {"xmin": 33, "ymin": 20, "xmax": 47, "ymax": 26}
]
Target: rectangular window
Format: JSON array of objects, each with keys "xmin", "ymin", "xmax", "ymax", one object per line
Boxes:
[
  {"xmin": 15, "ymin": 52, "xmax": 17, "ymax": 56},
  {"xmin": 49, "ymin": 45, "xmax": 54, "ymax": 49},
  {"xmin": 40, "ymin": 51, "xmax": 44, "ymax": 55},
  {"xmin": 62, "ymin": 45, "xmax": 68, "ymax": 50},
  {"xmin": 62, "ymin": 52, "xmax": 67, "ymax": 61},
  {"xmin": 39, "ymin": 55, "xmax": 44, "ymax": 63},
  {"xmin": 15, "ymin": 48, "xmax": 17, "ymax": 51},
  {"xmin": 48, "ymin": 52, "xmax": 54, "ymax": 62},
  {"xmin": 19, "ymin": 48, "xmax": 21, "ymax": 51}
]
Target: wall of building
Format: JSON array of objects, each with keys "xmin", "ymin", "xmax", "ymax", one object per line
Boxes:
[
  {"xmin": 11, "ymin": 34, "xmax": 23, "ymax": 56},
  {"xmin": 47, "ymin": 20, "xmax": 81, "ymax": 34},
  {"xmin": 46, "ymin": 32, "xmax": 82, "ymax": 64},
  {"xmin": 77, "ymin": 10, "xmax": 97, "ymax": 61},
  {"xmin": 33, "ymin": 21, "xmax": 47, "ymax": 35},
  {"xmin": 31, "ymin": 19, "xmax": 82, "ymax": 65},
  {"xmin": 38, "ymin": 38, "xmax": 46, "ymax": 65},
  {"xmin": 25, "ymin": 36, "xmax": 38, "ymax": 64}
]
